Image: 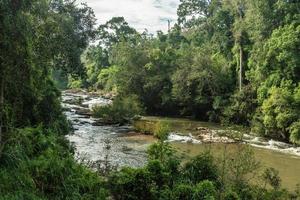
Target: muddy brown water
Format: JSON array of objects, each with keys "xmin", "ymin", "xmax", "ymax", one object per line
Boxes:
[{"xmin": 62, "ymin": 92, "xmax": 300, "ymax": 191}]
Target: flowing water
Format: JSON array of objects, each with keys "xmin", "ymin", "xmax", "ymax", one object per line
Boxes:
[{"xmin": 62, "ymin": 91, "xmax": 300, "ymax": 190}]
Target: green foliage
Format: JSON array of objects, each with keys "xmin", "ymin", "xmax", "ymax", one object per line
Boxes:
[
  {"xmin": 223, "ymin": 86, "xmax": 257, "ymax": 126},
  {"xmin": 107, "ymin": 145, "xmax": 295, "ymax": 199},
  {"xmin": 1, "ymin": 0, "xmax": 300, "ymax": 199},
  {"xmin": 92, "ymin": 95, "xmax": 144, "ymax": 124},
  {"xmin": 0, "ymin": 126, "xmax": 108, "ymax": 200},
  {"xmin": 147, "ymin": 122, "xmax": 180, "ymax": 166},
  {"xmin": 0, "ymin": 1, "xmax": 109, "ymax": 199},
  {"xmin": 290, "ymin": 120, "xmax": 300, "ymax": 145},
  {"xmin": 227, "ymin": 146, "xmax": 260, "ymax": 187},
  {"xmin": 59, "ymin": 0, "xmax": 300, "ymax": 144},
  {"xmin": 68, "ymin": 77, "xmax": 84, "ymax": 89},
  {"xmin": 224, "ymin": 190, "xmax": 240, "ymax": 200},
  {"xmin": 182, "ymin": 152, "xmax": 219, "ymax": 184},
  {"xmin": 96, "ymin": 65, "xmax": 120, "ymax": 91},
  {"xmin": 52, "ymin": 70, "xmax": 69, "ymax": 90},
  {"xmin": 0, "ymin": 0, "xmax": 95, "ymax": 129},
  {"xmin": 172, "ymin": 184, "xmax": 194, "ymax": 200},
  {"xmin": 262, "ymin": 24, "xmax": 299, "ymax": 83},
  {"xmin": 247, "ymin": 22, "xmax": 300, "ymax": 142},
  {"xmin": 147, "ymin": 141, "xmax": 175, "ymax": 163},
  {"xmin": 110, "ymin": 38, "xmax": 178, "ymax": 115},
  {"xmin": 84, "ymin": 45, "xmax": 110, "ymax": 87},
  {"xmin": 253, "ymin": 83, "xmax": 300, "ymax": 141},
  {"xmin": 108, "ymin": 167, "xmax": 154, "ymax": 200},
  {"xmin": 193, "ymin": 180, "xmax": 217, "ymax": 200},
  {"xmin": 262, "ymin": 168, "xmax": 281, "ymax": 190},
  {"xmin": 172, "ymin": 47, "xmax": 233, "ymax": 120},
  {"xmin": 154, "ymin": 121, "xmax": 170, "ymax": 141},
  {"xmin": 97, "ymin": 17, "xmax": 137, "ymax": 49}
]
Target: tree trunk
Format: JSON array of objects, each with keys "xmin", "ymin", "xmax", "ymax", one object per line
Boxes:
[
  {"xmin": 239, "ymin": 44, "xmax": 243, "ymax": 91},
  {"xmin": 0, "ymin": 77, "xmax": 4, "ymax": 146}
]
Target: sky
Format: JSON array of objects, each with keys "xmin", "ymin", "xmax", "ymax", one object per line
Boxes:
[{"xmin": 77, "ymin": 0, "xmax": 180, "ymax": 33}]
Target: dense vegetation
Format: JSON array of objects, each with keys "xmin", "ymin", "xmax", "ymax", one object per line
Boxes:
[
  {"xmin": 1, "ymin": 0, "xmax": 299, "ymax": 199},
  {"xmin": 0, "ymin": 0, "xmax": 108, "ymax": 199},
  {"xmin": 106, "ymin": 125, "xmax": 300, "ymax": 200},
  {"xmin": 92, "ymin": 95, "xmax": 144, "ymax": 124},
  {"xmin": 75, "ymin": 0, "xmax": 300, "ymax": 144}
]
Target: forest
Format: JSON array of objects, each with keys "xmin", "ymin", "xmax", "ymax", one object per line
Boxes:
[
  {"xmin": 68, "ymin": 0, "xmax": 300, "ymax": 144},
  {"xmin": 0, "ymin": 0, "xmax": 299, "ymax": 199}
]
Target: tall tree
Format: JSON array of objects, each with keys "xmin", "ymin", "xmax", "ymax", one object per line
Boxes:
[
  {"xmin": 97, "ymin": 17, "xmax": 137, "ymax": 49},
  {"xmin": 0, "ymin": 0, "xmax": 96, "ymax": 133},
  {"xmin": 224, "ymin": 0, "xmax": 247, "ymax": 91}
]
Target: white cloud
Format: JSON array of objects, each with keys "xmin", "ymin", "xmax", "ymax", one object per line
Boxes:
[{"xmin": 77, "ymin": 0, "xmax": 180, "ymax": 33}]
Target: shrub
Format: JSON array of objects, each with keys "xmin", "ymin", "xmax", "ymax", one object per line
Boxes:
[
  {"xmin": 224, "ymin": 190, "xmax": 240, "ymax": 200},
  {"xmin": 262, "ymin": 168, "xmax": 281, "ymax": 190},
  {"xmin": 227, "ymin": 146, "xmax": 260, "ymax": 187},
  {"xmin": 108, "ymin": 167, "xmax": 154, "ymax": 200},
  {"xmin": 253, "ymin": 83, "xmax": 300, "ymax": 142},
  {"xmin": 0, "ymin": 126, "xmax": 108, "ymax": 200},
  {"xmin": 68, "ymin": 77, "xmax": 84, "ymax": 89},
  {"xmin": 154, "ymin": 121, "xmax": 170, "ymax": 141},
  {"xmin": 222, "ymin": 86, "xmax": 257, "ymax": 126},
  {"xmin": 96, "ymin": 65, "xmax": 120, "ymax": 91},
  {"xmin": 92, "ymin": 95, "xmax": 144, "ymax": 124},
  {"xmin": 193, "ymin": 180, "xmax": 217, "ymax": 200},
  {"xmin": 289, "ymin": 120, "xmax": 300, "ymax": 145},
  {"xmin": 172, "ymin": 184, "xmax": 194, "ymax": 200},
  {"xmin": 146, "ymin": 160, "xmax": 169, "ymax": 188},
  {"xmin": 183, "ymin": 152, "xmax": 218, "ymax": 184},
  {"xmin": 147, "ymin": 121, "xmax": 180, "ymax": 167}
]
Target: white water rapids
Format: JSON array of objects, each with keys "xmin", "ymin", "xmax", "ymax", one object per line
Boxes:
[{"xmin": 62, "ymin": 91, "xmax": 300, "ymax": 169}]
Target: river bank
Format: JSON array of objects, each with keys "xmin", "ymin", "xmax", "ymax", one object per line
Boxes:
[
  {"xmin": 62, "ymin": 90, "xmax": 300, "ymax": 190},
  {"xmin": 134, "ymin": 116, "xmax": 300, "ymax": 157},
  {"xmin": 63, "ymin": 89, "xmax": 300, "ymax": 156}
]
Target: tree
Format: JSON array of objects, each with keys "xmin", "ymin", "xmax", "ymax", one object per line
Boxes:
[
  {"xmin": 259, "ymin": 84, "xmax": 299, "ymax": 140},
  {"xmin": 177, "ymin": 0, "xmax": 214, "ymax": 27},
  {"xmin": 172, "ymin": 46, "xmax": 232, "ymax": 120},
  {"xmin": 224, "ymin": 0, "xmax": 248, "ymax": 91},
  {"xmin": 83, "ymin": 44, "xmax": 110, "ymax": 87},
  {"xmin": 0, "ymin": 0, "xmax": 96, "ymax": 130},
  {"xmin": 97, "ymin": 17, "xmax": 137, "ymax": 49},
  {"xmin": 250, "ymin": 24, "xmax": 300, "ymax": 142}
]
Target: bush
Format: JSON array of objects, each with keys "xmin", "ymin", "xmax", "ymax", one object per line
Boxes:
[
  {"xmin": 96, "ymin": 65, "xmax": 120, "ymax": 92},
  {"xmin": 68, "ymin": 76, "xmax": 84, "ymax": 89},
  {"xmin": 108, "ymin": 167, "xmax": 154, "ymax": 200},
  {"xmin": 147, "ymin": 122, "xmax": 180, "ymax": 170},
  {"xmin": 227, "ymin": 146, "xmax": 260, "ymax": 187},
  {"xmin": 154, "ymin": 121, "xmax": 170, "ymax": 141},
  {"xmin": 182, "ymin": 152, "xmax": 219, "ymax": 184},
  {"xmin": 262, "ymin": 168, "xmax": 281, "ymax": 190},
  {"xmin": 289, "ymin": 120, "xmax": 300, "ymax": 145},
  {"xmin": 253, "ymin": 82, "xmax": 300, "ymax": 143},
  {"xmin": 146, "ymin": 160, "xmax": 169, "ymax": 188},
  {"xmin": 222, "ymin": 86, "xmax": 257, "ymax": 126},
  {"xmin": 0, "ymin": 126, "xmax": 108, "ymax": 200},
  {"xmin": 193, "ymin": 180, "xmax": 217, "ymax": 200},
  {"xmin": 224, "ymin": 190, "xmax": 240, "ymax": 200},
  {"xmin": 172, "ymin": 184, "xmax": 194, "ymax": 200},
  {"xmin": 92, "ymin": 95, "xmax": 143, "ymax": 124}
]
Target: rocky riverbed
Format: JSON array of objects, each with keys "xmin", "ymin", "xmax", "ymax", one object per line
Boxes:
[{"xmin": 62, "ymin": 90, "xmax": 300, "ymax": 189}]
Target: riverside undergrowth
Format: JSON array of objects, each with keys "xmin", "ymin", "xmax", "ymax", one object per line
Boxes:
[
  {"xmin": 105, "ymin": 123, "xmax": 300, "ymax": 200},
  {"xmin": 0, "ymin": 125, "xmax": 108, "ymax": 200}
]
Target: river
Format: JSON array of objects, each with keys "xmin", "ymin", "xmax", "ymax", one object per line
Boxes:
[{"xmin": 62, "ymin": 91, "xmax": 300, "ymax": 190}]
